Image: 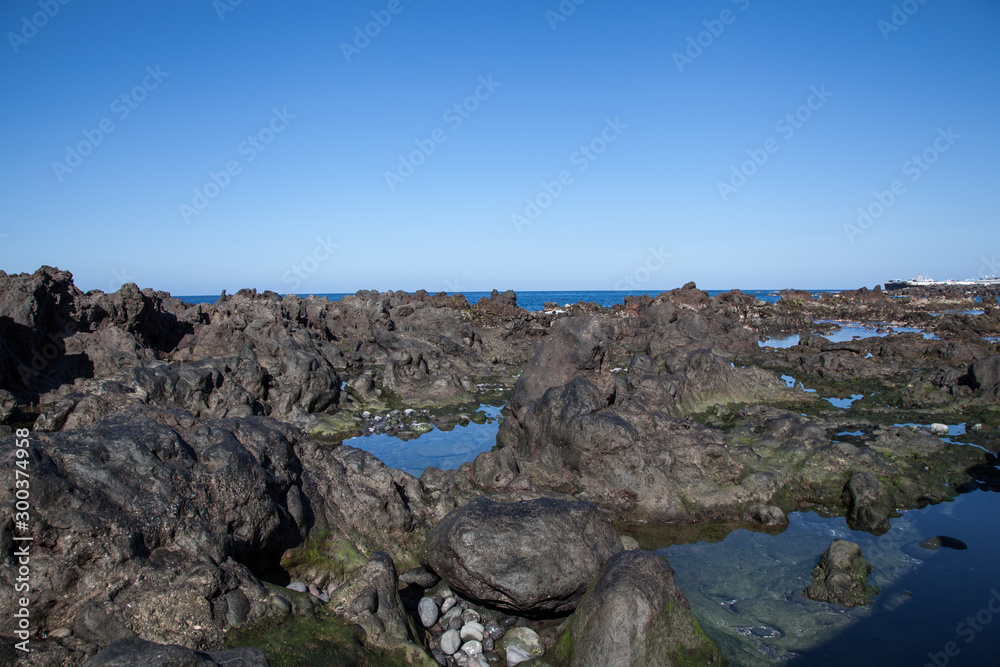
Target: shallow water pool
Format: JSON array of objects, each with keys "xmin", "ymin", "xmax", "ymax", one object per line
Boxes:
[
  {"xmin": 343, "ymin": 405, "xmax": 502, "ymax": 477},
  {"xmin": 660, "ymin": 490, "xmax": 1000, "ymax": 666},
  {"xmin": 759, "ymin": 321, "xmax": 938, "ymax": 349}
]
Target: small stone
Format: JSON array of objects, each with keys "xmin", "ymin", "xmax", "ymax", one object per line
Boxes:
[
  {"xmin": 506, "ymin": 645, "xmax": 535, "ymax": 666},
  {"xmin": 401, "ymin": 566, "xmax": 441, "ymax": 589},
  {"xmin": 485, "ymin": 624, "xmax": 505, "ymax": 640},
  {"xmin": 468, "ymin": 658, "xmax": 490, "ymax": 667},
  {"xmin": 462, "ymin": 608, "xmax": 481, "ymax": 623},
  {"xmin": 431, "ymin": 648, "xmax": 448, "ymax": 666},
  {"xmin": 462, "ymin": 639, "xmax": 483, "ymax": 656},
  {"xmin": 442, "ymin": 607, "xmax": 462, "ymax": 627},
  {"xmin": 454, "ymin": 652, "xmax": 470, "ymax": 667},
  {"xmin": 286, "ymin": 582, "xmax": 308, "ymax": 593},
  {"xmin": 440, "ymin": 629, "xmax": 462, "ymax": 655},
  {"xmin": 917, "ymin": 536, "xmax": 968, "ymax": 550},
  {"xmin": 502, "ymin": 616, "xmax": 517, "ymax": 627},
  {"xmin": 450, "ymin": 616, "xmax": 463, "ymax": 631},
  {"xmin": 930, "ymin": 423, "xmax": 949, "ymax": 435},
  {"xmin": 441, "ymin": 596, "xmax": 457, "ymax": 613},
  {"xmin": 482, "ymin": 636, "xmax": 494, "ymax": 652},
  {"xmin": 419, "ymin": 597, "xmax": 439, "ymax": 628},
  {"xmin": 47, "ymin": 628, "xmax": 72, "ymax": 639},
  {"xmin": 308, "ymin": 584, "xmax": 321, "ymax": 598},
  {"xmin": 499, "ymin": 627, "xmax": 544, "ymax": 667},
  {"xmin": 461, "ymin": 621, "xmax": 484, "ymax": 641}
]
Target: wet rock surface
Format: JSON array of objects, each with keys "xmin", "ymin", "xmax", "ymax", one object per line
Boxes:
[{"xmin": 2, "ymin": 268, "xmax": 998, "ymax": 664}]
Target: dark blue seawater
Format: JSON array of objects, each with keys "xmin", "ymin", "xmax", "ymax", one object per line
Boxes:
[{"xmin": 177, "ymin": 289, "xmax": 844, "ymax": 309}]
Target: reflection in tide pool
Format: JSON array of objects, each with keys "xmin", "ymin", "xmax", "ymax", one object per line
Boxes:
[
  {"xmin": 761, "ymin": 334, "xmax": 800, "ymax": 349},
  {"xmin": 817, "ymin": 320, "xmax": 938, "ymax": 342},
  {"xmin": 344, "ymin": 405, "xmax": 502, "ymax": 477},
  {"xmin": 659, "ymin": 492, "xmax": 1000, "ymax": 666},
  {"xmin": 823, "ymin": 394, "xmax": 864, "ymax": 409},
  {"xmin": 780, "ymin": 375, "xmax": 816, "ymax": 393},
  {"xmin": 759, "ymin": 321, "xmax": 938, "ymax": 349}
]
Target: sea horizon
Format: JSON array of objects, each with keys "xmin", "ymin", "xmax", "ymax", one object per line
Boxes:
[{"xmin": 175, "ymin": 288, "xmax": 852, "ymax": 310}]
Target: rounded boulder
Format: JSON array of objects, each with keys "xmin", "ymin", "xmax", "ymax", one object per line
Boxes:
[{"xmin": 420, "ymin": 497, "xmax": 623, "ymax": 615}]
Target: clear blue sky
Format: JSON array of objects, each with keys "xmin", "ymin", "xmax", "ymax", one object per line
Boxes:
[{"xmin": 1, "ymin": 0, "xmax": 998, "ymax": 295}]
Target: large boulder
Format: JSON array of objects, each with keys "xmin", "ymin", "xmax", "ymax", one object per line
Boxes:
[
  {"xmin": 0, "ymin": 406, "xmax": 306, "ymax": 653},
  {"xmin": 510, "ymin": 316, "xmax": 613, "ymax": 415},
  {"xmin": 420, "ymin": 497, "xmax": 623, "ymax": 615},
  {"xmin": 557, "ymin": 550, "xmax": 726, "ymax": 667},
  {"xmin": 490, "ymin": 374, "xmax": 755, "ymax": 521},
  {"xmin": 970, "ymin": 354, "xmax": 1000, "ymax": 396},
  {"xmin": 0, "ymin": 405, "xmax": 434, "ymax": 660}
]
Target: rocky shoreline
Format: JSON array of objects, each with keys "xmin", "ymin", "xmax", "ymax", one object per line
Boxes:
[{"xmin": 2, "ymin": 267, "xmax": 998, "ymax": 666}]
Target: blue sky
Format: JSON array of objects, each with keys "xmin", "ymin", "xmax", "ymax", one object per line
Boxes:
[{"xmin": 1, "ymin": 0, "xmax": 998, "ymax": 295}]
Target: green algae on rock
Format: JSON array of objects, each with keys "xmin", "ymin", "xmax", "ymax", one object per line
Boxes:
[{"xmin": 804, "ymin": 539, "xmax": 879, "ymax": 607}]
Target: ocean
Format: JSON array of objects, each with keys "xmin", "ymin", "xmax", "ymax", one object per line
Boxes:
[{"xmin": 177, "ymin": 289, "xmax": 845, "ymax": 309}]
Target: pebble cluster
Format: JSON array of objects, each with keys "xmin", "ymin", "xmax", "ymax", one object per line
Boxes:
[
  {"xmin": 416, "ymin": 587, "xmax": 543, "ymax": 667},
  {"xmin": 284, "ymin": 578, "xmax": 547, "ymax": 665},
  {"xmin": 360, "ymin": 407, "xmax": 427, "ymax": 435}
]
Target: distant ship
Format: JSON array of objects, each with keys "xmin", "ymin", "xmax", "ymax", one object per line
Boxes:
[{"xmin": 884, "ymin": 274, "xmax": 1000, "ymax": 290}]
